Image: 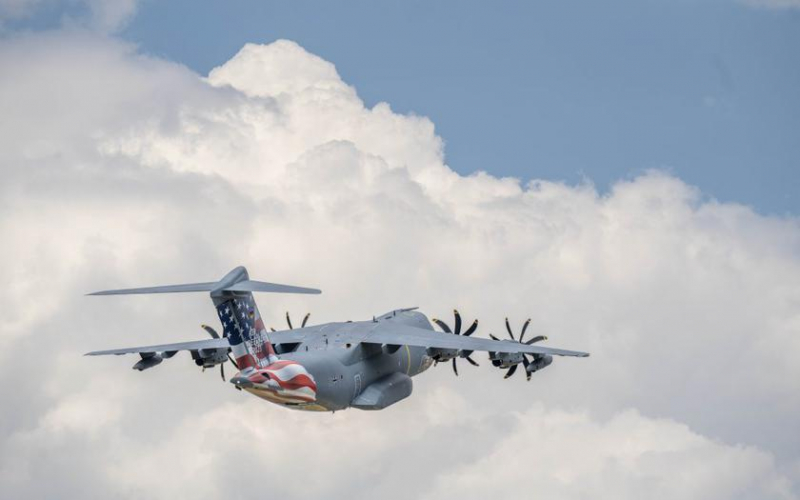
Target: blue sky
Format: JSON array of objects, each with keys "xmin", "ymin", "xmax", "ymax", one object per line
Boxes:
[{"xmin": 8, "ymin": 0, "xmax": 800, "ymax": 214}]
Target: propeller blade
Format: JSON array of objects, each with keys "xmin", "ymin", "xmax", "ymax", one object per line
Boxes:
[
  {"xmin": 520, "ymin": 319, "xmax": 531, "ymax": 342},
  {"xmin": 489, "ymin": 333, "xmax": 500, "ymax": 341},
  {"xmin": 227, "ymin": 353, "xmax": 239, "ymax": 369},
  {"xmin": 463, "ymin": 319, "xmax": 478, "ymax": 337},
  {"xmin": 201, "ymin": 324, "xmax": 220, "ymax": 339},
  {"xmin": 220, "ymin": 363, "xmax": 226, "ymax": 381},
  {"xmin": 432, "ymin": 318, "xmax": 452, "ymax": 334},
  {"xmin": 301, "ymin": 313, "xmax": 310, "ymax": 328},
  {"xmin": 525, "ymin": 335, "xmax": 548, "ymax": 345},
  {"xmin": 452, "ymin": 358, "xmax": 459, "ymax": 376},
  {"xmin": 504, "ymin": 364, "xmax": 518, "ymax": 379},
  {"xmin": 466, "ymin": 355, "xmax": 479, "ymax": 367},
  {"xmin": 522, "ymin": 355, "xmax": 531, "ymax": 381},
  {"xmin": 286, "ymin": 312, "xmax": 293, "ymax": 330},
  {"xmin": 505, "ymin": 318, "xmax": 515, "ymax": 341},
  {"xmin": 453, "ymin": 309, "xmax": 462, "ymax": 336}
]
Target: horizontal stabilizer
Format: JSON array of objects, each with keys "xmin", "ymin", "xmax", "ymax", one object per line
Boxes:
[
  {"xmin": 88, "ymin": 282, "xmax": 217, "ymax": 295},
  {"xmin": 89, "ymin": 276, "xmax": 321, "ymax": 296},
  {"xmin": 225, "ymin": 280, "xmax": 321, "ymax": 295}
]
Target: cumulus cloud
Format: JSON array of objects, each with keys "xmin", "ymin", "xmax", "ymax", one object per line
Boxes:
[
  {"xmin": 0, "ymin": 32, "xmax": 799, "ymax": 499},
  {"xmin": 424, "ymin": 408, "xmax": 796, "ymax": 500}
]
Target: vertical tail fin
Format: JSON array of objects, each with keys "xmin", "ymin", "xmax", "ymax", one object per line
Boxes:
[
  {"xmin": 214, "ymin": 288, "xmax": 275, "ymax": 371},
  {"xmin": 209, "ymin": 266, "xmax": 319, "ymax": 372}
]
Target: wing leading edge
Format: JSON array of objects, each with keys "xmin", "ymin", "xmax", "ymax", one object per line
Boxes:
[
  {"xmin": 364, "ymin": 324, "xmax": 589, "ymax": 357},
  {"xmin": 85, "ymin": 337, "xmax": 230, "ymax": 356}
]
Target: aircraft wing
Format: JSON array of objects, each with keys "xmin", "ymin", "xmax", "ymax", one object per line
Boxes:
[
  {"xmin": 268, "ymin": 323, "xmax": 589, "ymax": 357},
  {"xmin": 85, "ymin": 337, "xmax": 230, "ymax": 356},
  {"xmin": 86, "ymin": 324, "xmax": 588, "ymax": 358},
  {"xmin": 363, "ymin": 325, "xmax": 589, "ymax": 357}
]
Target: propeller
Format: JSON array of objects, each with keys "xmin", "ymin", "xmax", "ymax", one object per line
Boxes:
[
  {"xmin": 201, "ymin": 324, "xmax": 238, "ymax": 381},
  {"xmin": 431, "ymin": 309, "xmax": 480, "ymax": 376},
  {"xmin": 271, "ymin": 312, "xmax": 311, "ymax": 331},
  {"xmin": 498, "ymin": 318, "xmax": 548, "ymax": 381}
]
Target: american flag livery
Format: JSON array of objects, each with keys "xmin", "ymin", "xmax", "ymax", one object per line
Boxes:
[
  {"xmin": 216, "ymin": 293, "xmax": 276, "ymax": 371},
  {"xmin": 216, "ymin": 294, "xmax": 318, "ymax": 405},
  {"xmin": 246, "ymin": 359, "xmax": 318, "ymax": 404}
]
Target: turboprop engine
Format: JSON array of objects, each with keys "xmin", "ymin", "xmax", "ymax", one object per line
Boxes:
[
  {"xmin": 489, "ymin": 318, "xmax": 552, "ymax": 381},
  {"xmin": 525, "ymin": 354, "xmax": 553, "ymax": 375},
  {"xmin": 490, "ymin": 351, "xmax": 525, "ymax": 369},
  {"xmin": 430, "ymin": 309, "xmax": 481, "ymax": 376},
  {"xmin": 133, "ymin": 353, "xmax": 162, "ymax": 371},
  {"xmin": 132, "ymin": 351, "xmax": 177, "ymax": 371},
  {"xmin": 192, "ymin": 348, "xmax": 229, "ymax": 369}
]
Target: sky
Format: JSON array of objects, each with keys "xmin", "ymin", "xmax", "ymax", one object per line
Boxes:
[
  {"xmin": 0, "ymin": 1, "xmax": 799, "ymax": 499},
  {"xmin": 3, "ymin": 1, "xmax": 800, "ymax": 214},
  {"xmin": 99, "ymin": 0, "xmax": 800, "ymax": 215}
]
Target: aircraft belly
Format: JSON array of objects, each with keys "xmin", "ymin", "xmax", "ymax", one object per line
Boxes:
[
  {"xmin": 277, "ymin": 350, "xmax": 354, "ymax": 411},
  {"xmin": 254, "ymin": 343, "xmax": 431, "ymax": 412},
  {"xmin": 246, "ymin": 388, "xmax": 330, "ymax": 412}
]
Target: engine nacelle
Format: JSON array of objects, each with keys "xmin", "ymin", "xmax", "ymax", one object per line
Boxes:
[
  {"xmin": 525, "ymin": 354, "xmax": 553, "ymax": 375},
  {"xmin": 426, "ymin": 347, "xmax": 459, "ymax": 362},
  {"xmin": 133, "ymin": 353, "xmax": 163, "ymax": 371},
  {"xmin": 490, "ymin": 351, "xmax": 525, "ymax": 369},
  {"xmin": 192, "ymin": 348, "xmax": 228, "ymax": 368}
]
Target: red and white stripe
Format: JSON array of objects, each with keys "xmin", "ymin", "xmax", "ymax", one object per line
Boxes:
[{"xmin": 247, "ymin": 360, "xmax": 317, "ymax": 403}]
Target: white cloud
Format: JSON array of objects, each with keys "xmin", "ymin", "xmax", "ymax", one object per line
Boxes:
[
  {"xmin": 424, "ymin": 408, "xmax": 797, "ymax": 500},
  {"xmin": 0, "ymin": 32, "xmax": 799, "ymax": 498}
]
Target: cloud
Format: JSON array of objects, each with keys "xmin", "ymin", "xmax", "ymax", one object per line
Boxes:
[
  {"xmin": 423, "ymin": 408, "xmax": 796, "ymax": 500},
  {"xmin": 4, "ymin": 392, "xmax": 796, "ymax": 499},
  {"xmin": 0, "ymin": 32, "xmax": 799, "ymax": 498}
]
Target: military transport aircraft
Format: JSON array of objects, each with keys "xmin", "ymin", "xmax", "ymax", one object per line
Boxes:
[{"xmin": 87, "ymin": 266, "xmax": 589, "ymax": 412}]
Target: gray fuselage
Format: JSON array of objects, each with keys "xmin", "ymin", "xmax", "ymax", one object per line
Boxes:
[{"xmin": 243, "ymin": 310, "xmax": 435, "ymax": 411}]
